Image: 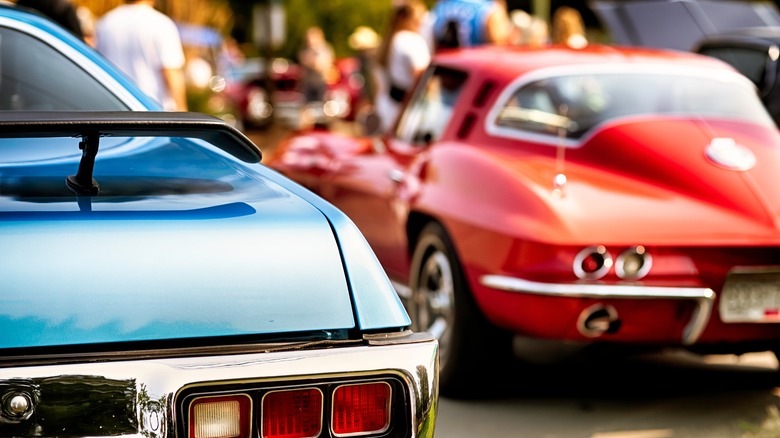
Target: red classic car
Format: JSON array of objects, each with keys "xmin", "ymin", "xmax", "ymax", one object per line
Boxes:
[{"xmin": 267, "ymin": 44, "xmax": 780, "ymax": 394}]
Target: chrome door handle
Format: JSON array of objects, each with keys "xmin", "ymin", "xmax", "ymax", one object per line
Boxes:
[{"xmin": 388, "ymin": 169, "xmax": 405, "ymax": 183}]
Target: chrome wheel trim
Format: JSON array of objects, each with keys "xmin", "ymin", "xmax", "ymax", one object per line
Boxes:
[{"xmin": 413, "ymin": 250, "xmax": 455, "ymax": 370}]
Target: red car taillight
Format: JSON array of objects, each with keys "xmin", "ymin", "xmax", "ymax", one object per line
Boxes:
[
  {"xmin": 574, "ymin": 245, "xmax": 613, "ymax": 280},
  {"xmin": 189, "ymin": 395, "xmax": 251, "ymax": 438},
  {"xmin": 261, "ymin": 388, "xmax": 323, "ymax": 438},
  {"xmin": 331, "ymin": 382, "xmax": 391, "ymax": 436}
]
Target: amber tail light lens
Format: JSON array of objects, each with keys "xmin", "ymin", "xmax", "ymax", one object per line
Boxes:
[
  {"xmin": 190, "ymin": 395, "xmax": 251, "ymax": 438},
  {"xmin": 262, "ymin": 388, "xmax": 323, "ymax": 438},
  {"xmin": 332, "ymin": 382, "xmax": 392, "ymax": 436}
]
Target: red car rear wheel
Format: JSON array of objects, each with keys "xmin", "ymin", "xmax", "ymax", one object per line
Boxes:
[{"xmin": 410, "ymin": 222, "xmax": 513, "ymax": 395}]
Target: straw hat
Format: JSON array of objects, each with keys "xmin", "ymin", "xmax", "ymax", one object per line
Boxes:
[{"xmin": 348, "ymin": 26, "xmax": 381, "ymax": 50}]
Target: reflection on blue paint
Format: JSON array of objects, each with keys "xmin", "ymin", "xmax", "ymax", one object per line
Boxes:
[{"xmin": 0, "ymin": 202, "xmax": 256, "ymax": 221}]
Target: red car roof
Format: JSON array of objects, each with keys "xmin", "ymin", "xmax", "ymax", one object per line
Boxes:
[{"xmin": 432, "ymin": 44, "xmax": 736, "ymax": 84}]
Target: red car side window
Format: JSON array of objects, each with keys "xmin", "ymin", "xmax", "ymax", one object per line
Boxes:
[{"xmin": 395, "ymin": 66, "xmax": 468, "ymax": 146}]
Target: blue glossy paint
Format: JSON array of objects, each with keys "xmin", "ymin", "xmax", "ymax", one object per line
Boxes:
[
  {"xmin": 0, "ymin": 137, "xmax": 362, "ymax": 348},
  {"xmin": 259, "ymin": 166, "xmax": 412, "ymax": 331}
]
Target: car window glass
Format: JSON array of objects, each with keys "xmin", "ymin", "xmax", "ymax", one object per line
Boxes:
[
  {"xmin": 698, "ymin": 46, "xmax": 768, "ymax": 87},
  {"xmin": 0, "ymin": 27, "xmax": 128, "ymax": 110},
  {"xmin": 395, "ymin": 66, "xmax": 468, "ymax": 145},
  {"xmin": 496, "ymin": 72, "xmax": 774, "ymax": 139}
]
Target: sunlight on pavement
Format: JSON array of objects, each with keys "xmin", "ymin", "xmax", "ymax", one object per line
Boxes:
[
  {"xmin": 703, "ymin": 352, "xmax": 779, "ymax": 369},
  {"xmin": 591, "ymin": 430, "xmax": 674, "ymax": 438}
]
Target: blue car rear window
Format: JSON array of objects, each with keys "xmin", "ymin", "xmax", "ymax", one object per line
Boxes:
[{"xmin": 0, "ymin": 26, "xmax": 128, "ymax": 110}]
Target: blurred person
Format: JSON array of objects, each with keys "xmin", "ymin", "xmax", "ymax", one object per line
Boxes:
[
  {"xmin": 96, "ymin": 0, "xmax": 187, "ymax": 111},
  {"xmin": 509, "ymin": 9, "xmax": 549, "ymax": 47},
  {"xmin": 76, "ymin": 6, "xmax": 95, "ymax": 47},
  {"xmin": 348, "ymin": 25, "xmax": 381, "ymax": 117},
  {"xmin": 527, "ymin": 16, "xmax": 550, "ymax": 47},
  {"xmin": 428, "ymin": 0, "xmax": 510, "ymax": 51},
  {"xmin": 552, "ymin": 5, "xmax": 588, "ymax": 49},
  {"xmin": 298, "ymin": 26, "xmax": 334, "ymax": 104},
  {"xmin": 216, "ymin": 37, "xmax": 244, "ymax": 78},
  {"xmin": 185, "ymin": 48, "xmax": 213, "ymax": 91},
  {"xmin": 16, "ymin": 0, "xmax": 83, "ymax": 40},
  {"xmin": 375, "ymin": 0, "xmax": 431, "ymax": 132}
]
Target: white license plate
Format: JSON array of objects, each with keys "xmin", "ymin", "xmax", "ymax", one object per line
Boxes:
[{"xmin": 720, "ymin": 271, "xmax": 780, "ymax": 323}]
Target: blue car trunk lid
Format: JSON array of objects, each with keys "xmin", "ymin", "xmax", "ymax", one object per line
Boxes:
[{"xmin": 0, "ymin": 192, "xmax": 355, "ymax": 349}]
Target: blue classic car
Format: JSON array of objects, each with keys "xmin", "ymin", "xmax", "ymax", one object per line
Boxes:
[
  {"xmin": 0, "ymin": 111, "xmax": 438, "ymax": 437},
  {"xmin": 0, "ymin": 5, "xmax": 438, "ymax": 438}
]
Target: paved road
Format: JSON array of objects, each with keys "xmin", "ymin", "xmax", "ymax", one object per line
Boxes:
[{"xmin": 436, "ymin": 346, "xmax": 780, "ymax": 438}]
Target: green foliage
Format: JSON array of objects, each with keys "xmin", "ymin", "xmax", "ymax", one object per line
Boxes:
[
  {"xmin": 228, "ymin": 0, "xmax": 437, "ymax": 60},
  {"xmin": 279, "ymin": 0, "xmax": 394, "ymax": 60}
]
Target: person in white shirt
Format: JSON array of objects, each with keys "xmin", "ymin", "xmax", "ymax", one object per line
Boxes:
[
  {"xmin": 375, "ymin": 0, "xmax": 431, "ymax": 133},
  {"xmin": 96, "ymin": 0, "xmax": 187, "ymax": 111}
]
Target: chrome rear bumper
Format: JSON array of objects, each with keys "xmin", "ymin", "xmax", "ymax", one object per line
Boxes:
[
  {"xmin": 0, "ymin": 333, "xmax": 438, "ymax": 438},
  {"xmin": 480, "ymin": 275, "xmax": 715, "ymax": 345}
]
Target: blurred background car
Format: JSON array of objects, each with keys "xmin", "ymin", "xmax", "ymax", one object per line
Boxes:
[
  {"xmin": 207, "ymin": 55, "xmax": 364, "ymax": 130},
  {"xmin": 592, "ymin": 0, "xmax": 780, "ymax": 52},
  {"xmin": 594, "ymin": 0, "xmax": 780, "ymax": 125},
  {"xmin": 207, "ymin": 57, "xmax": 284, "ymax": 130},
  {"xmin": 692, "ymin": 27, "xmax": 780, "ymax": 126}
]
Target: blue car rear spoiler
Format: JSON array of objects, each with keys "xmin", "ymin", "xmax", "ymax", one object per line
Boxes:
[{"xmin": 0, "ymin": 111, "xmax": 262, "ymax": 195}]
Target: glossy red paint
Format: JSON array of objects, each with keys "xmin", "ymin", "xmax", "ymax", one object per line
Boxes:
[{"xmin": 267, "ymin": 44, "xmax": 780, "ymax": 392}]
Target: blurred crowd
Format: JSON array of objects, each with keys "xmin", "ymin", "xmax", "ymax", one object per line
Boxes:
[
  {"xmin": 12, "ymin": 0, "xmax": 591, "ymax": 131},
  {"xmin": 14, "ymin": 0, "xmax": 189, "ymax": 111},
  {"xmin": 362, "ymin": 0, "xmax": 590, "ymax": 133},
  {"xmin": 277, "ymin": 0, "xmax": 591, "ymax": 133}
]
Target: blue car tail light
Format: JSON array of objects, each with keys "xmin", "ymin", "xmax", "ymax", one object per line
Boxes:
[
  {"xmin": 332, "ymin": 382, "xmax": 392, "ymax": 436},
  {"xmin": 180, "ymin": 376, "xmax": 407, "ymax": 438},
  {"xmin": 190, "ymin": 394, "xmax": 252, "ymax": 438},
  {"xmin": 262, "ymin": 388, "xmax": 323, "ymax": 438}
]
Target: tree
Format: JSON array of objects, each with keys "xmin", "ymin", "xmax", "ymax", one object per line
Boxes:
[
  {"xmin": 77, "ymin": 0, "xmax": 233, "ymax": 35},
  {"xmin": 227, "ymin": 0, "xmax": 394, "ymax": 59}
]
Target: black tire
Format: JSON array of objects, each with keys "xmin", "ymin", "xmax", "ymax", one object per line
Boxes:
[{"xmin": 408, "ymin": 222, "xmax": 513, "ymax": 396}]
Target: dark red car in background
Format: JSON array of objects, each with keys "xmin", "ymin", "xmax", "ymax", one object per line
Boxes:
[{"xmin": 208, "ymin": 56, "xmax": 364, "ymax": 130}]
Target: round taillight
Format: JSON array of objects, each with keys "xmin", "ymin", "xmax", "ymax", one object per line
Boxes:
[
  {"xmin": 616, "ymin": 246, "xmax": 652, "ymax": 280},
  {"xmin": 573, "ymin": 245, "xmax": 612, "ymax": 279}
]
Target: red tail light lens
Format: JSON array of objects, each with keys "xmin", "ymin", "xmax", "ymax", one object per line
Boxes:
[
  {"xmin": 262, "ymin": 388, "xmax": 323, "ymax": 438},
  {"xmin": 331, "ymin": 382, "xmax": 391, "ymax": 436},
  {"xmin": 189, "ymin": 395, "xmax": 251, "ymax": 438},
  {"xmin": 573, "ymin": 245, "xmax": 613, "ymax": 279}
]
